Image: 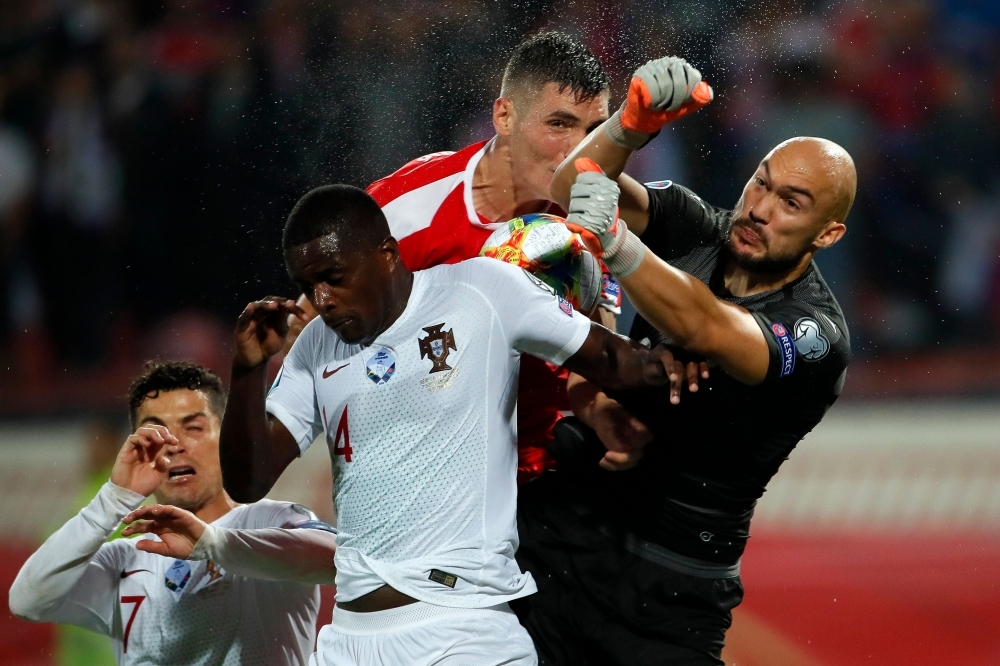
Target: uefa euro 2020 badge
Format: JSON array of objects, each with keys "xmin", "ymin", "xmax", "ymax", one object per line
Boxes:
[
  {"xmin": 366, "ymin": 347, "xmax": 396, "ymax": 385},
  {"xmin": 164, "ymin": 559, "xmax": 191, "ymax": 601}
]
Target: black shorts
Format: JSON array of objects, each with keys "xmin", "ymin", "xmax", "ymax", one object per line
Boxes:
[{"xmin": 512, "ymin": 473, "xmax": 743, "ymax": 666}]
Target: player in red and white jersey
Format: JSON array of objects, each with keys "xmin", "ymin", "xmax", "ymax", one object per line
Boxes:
[
  {"xmin": 9, "ymin": 361, "xmax": 336, "ymax": 666},
  {"xmin": 365, "ymin": 32, "xmax": 618, "ymax": 482}
]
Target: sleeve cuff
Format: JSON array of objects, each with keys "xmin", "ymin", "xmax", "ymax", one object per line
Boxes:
[
  {"xmin": 105, "ymin": 482, "xmax": 147, "ymax": 509},
  {"xmin": 549, "ymin": 316, "xmax": 593, "ymax": 366},
  {"xmin": 265, "ymin": 401, "xmax": 312, "ymax": 454},
  {"xmin": 604, "ymin": 230, "xmax": 647, "ymax": 278},
  {"xmin": 81, "ymin": 482, "xmax": 148, "ymax": 533},
  {"xmin": 604, "ymin": 106, "xmax": 657, "ymax": 151},
  {"xmin": 189, "ymin": 524, "xmax": 221, "ymax": 561}
]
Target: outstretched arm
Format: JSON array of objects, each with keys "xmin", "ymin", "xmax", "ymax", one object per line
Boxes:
[
  {"xmin": 566, "ymin": 351, "xmax": 708, "ymax": 472},
  {"xmin": 221, "ymin": 297, "xmax": 307, "ymax": 503},
  {"xmin": 564, "ymin": 167, "xmax": 770, "ymax": 385},
  {"xmin": 551, "ymin": 56, "xmax": 713, "ymax": 235},
  {"xmin": 9, "ymin": 427, "xmax": 175, "ymax": 630},
  {"xmin": 617, "ymin": 256, "xmax": 770, "ymax": 384},
  {"xmin": 553, "ymin": 123, "xmax": 651, "ymax": 233},
  {"xmin": 123, "ymin": 504, "xmax": 337, "ymax": 585},
  {"xmin": 562, "ymin": 323, "xmax": 690, "ymax": 398},
  {"xmin": 474, "ymin": 258, "xmax": 694, "ymax": 397}
]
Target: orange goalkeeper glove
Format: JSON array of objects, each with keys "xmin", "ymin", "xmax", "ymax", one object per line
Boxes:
[{"xmin": 605, "ymin": 56, "xmax": 714, "ymax": 151}]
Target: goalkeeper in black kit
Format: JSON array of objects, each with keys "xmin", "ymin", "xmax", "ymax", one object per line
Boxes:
[{"xmin": 511, "ymin": 56, "xmax": 855, "ymax": 665}]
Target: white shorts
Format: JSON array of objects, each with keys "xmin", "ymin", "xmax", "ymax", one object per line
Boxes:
[{"xmin": 309, "ymin": 601, "xmax": 537, "ymax": 666}]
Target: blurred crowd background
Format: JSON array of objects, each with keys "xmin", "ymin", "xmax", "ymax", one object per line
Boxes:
[
  {"xmin": 3, "ymin": 2, "xmax": 1000, "ymax": 665},
  {"xmin": 1, "ymin": 0, "xmax": 999, "ymax": 413}
]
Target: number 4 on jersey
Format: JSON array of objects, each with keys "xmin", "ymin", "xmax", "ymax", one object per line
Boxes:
[{"xmin": 323, "ymin": 405, "xmax": 353, "ymax": 462}]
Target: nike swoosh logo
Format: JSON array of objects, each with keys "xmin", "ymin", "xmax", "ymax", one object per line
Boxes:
[
  {"xmin": 322, "ymin": 363, "xmax": 349, "ymax": 379},
  {"xmin": 121, "ymin": 569, "xmax": 152, "ymax": 578}
]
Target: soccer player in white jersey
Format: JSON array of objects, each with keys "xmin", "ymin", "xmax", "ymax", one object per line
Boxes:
[
  {"xmin": 218, "ymin": 185, "xmax": 692, "ymax": 666},
  {"xmin": 9, "ymin": 361, "xmax": 337, "ymax": 666}
]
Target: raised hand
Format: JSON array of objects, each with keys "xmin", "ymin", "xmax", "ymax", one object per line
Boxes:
[
  {"xmin": 122, "ymin": 504, "xmax": 207, "ymax": 559},
  {"xmin": 604, "ymin": 56, "xmax": 713, "ymax": 152},
  {"xmin": 282, "ymin": 294, "xmax": 318, "ymax": 355},
  {"xmin": 110, "ymin": 425, "xmax": 178, "ymax": 497},
  {"xmin": 234, "ymin": 297, "xmax": 308, "ymax": 368},
  {"xmin": 623, "ymin": 56, "xmax": 713, "ymax": 132}
]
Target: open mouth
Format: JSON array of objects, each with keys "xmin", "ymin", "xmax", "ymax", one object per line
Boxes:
[
  {"xmin": 735, "ymin": 224, "xmax": 763, "ymax": 246},
  {"xmin": 168, "ymin": 466, "xmax": 196, "ymax": 480}
]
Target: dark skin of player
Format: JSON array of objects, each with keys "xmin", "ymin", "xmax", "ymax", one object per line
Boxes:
[{"xmin": 220, "ymin": 225, "xmax": 696, "ymax": 612}]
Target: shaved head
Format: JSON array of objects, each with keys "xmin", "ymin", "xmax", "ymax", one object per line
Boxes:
[
  {"xmin": 764, "ymin": 137, "xmax": 857, "ymax": 224},
  {"xmin": 727, "ymin": 136, "xmax": 856, "ymax": 279}
]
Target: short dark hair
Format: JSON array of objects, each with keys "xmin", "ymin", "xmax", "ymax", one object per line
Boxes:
[
  {"xmin": 282, "ymin": 184, "xmax": 390, "ymax": 253},
  {"xmin": 502, "ymin": 31, "xmax": 609, "ymax": 103},
  {"xmin": 128, "ymin": 360, "xmax": 227, "ymax": 428}
]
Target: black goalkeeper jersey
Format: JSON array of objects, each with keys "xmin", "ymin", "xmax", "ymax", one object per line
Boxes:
[{"xmin": 598, "ymin": 181, "xmax": 851, "ymax": 565}]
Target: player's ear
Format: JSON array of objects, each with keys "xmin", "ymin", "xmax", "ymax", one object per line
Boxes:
[
  {"xmin": 814, "ymin": 220, "xmax": 846, "ymax": 249},
  {"xmin": 380, "ymin": 236, "xmax": 401, "ymax": 269},
  {"xmin": 493, "ymin": 97, "xmax": 515, "ymax": 137}
]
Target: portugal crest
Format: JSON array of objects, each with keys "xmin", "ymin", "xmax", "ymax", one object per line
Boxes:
[{"xmin": 418, "ymin": 323, "xmax": 457, "ymax": 373}]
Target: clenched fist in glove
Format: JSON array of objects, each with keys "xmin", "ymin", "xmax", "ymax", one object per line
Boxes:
[
  {"xmin": 565, "ymin": 158, "xmax": 646, "ymax": 277},
  {"xmin": 605, "ymin": 56, "xmax": 713, "ymax": 151}
]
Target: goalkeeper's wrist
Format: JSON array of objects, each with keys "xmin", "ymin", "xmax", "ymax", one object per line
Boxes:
[
  {"xmin": 604, "ymin": 229, "xmax": 646, "ymax": 278},
  {"xmin": 605, "ymin": 106, "xmax": 658, "ymax": 151}
]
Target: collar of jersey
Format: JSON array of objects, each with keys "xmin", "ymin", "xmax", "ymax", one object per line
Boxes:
[
  {"xmin": 708, "ymin": 252, "xmax": 818, "ymax": 306},
  {"xmin": 463, "ymin": 137, "xmax": 505, "ymax": 231},
  {"xmin": 463, "ymin": 136, "xmax": 563, "ymax": 227},
  {"xmin": 361, "ymin": 271, "xmax": 426, "ymax": 349}
]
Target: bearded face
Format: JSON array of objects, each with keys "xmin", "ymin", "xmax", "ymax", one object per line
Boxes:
[
  {"xmin": 725, "ymin": 208, "xmax": 815, "ymax": 276},
  {"xmin": 724, "ymin": 150, "xmax": 844, "ymax": 278}
]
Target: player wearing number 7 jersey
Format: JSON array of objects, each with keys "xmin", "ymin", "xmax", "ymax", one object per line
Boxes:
[
  {"xmin": 220, "ymin": 185, "xmax": 689, "ymax": 666},
  {"xmin": 9, "ymin": 361, "xmax": 336, "ymax": 666}
]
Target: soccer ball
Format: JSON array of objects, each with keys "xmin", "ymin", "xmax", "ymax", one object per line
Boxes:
[{"xmin": 480, "ymin": 213, "xmax": 602, "ymax": 313}]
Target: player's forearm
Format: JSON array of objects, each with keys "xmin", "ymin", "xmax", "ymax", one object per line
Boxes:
[
  {"xmin": 553, "ymin": 121, "xmax": 652, "ymax": 236},
  {"xmin": 564, "ymin": 325, "xmax": 668, "ymax": 391},
  {"xmin": 618, "ymin": 252, "xmax": 767, "ymax": 383},
  {"xmin": 190, "ymin": 525, "xmax": 337, "ymax": 585},
  {"xmin": 565, "ymin": 372, "xmax": 604, "ymax": 426},
  {"xmin": 220, "ymin": 363, "xmax": 279, "ymax": 503},
  {"xmin": 619, "ymin": 251, "xmax": 722, "ymax": 351},
  {"xmin": 9, "ymin": 483, "xmax": 142, "ymax": 621},
  {"xmin": 553, "ymin": 120, "xmax": 634, "ymax": 205}
]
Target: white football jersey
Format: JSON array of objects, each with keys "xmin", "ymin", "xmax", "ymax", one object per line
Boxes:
[
  {"xmin": 266, "ymin": 257, "xmax": 592, "ymax": 607},
  {"xmin": 11, "ymin": 483, "xmax": 321, "ymax": 666}
]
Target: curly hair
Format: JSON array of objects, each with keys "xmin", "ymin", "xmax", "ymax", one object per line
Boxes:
[{"xmin": 128, "ymin": 360, "xmax": 226, "ymax": 428}]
